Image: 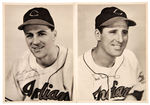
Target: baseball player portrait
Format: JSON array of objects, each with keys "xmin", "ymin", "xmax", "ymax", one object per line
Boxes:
[
  {"xmin": 5, "ymin": 4, "xmax": 73, "ymax": 101},
  {"xmin": 77, "ymin": 4, "xmax": 147, "ymax": 101}
]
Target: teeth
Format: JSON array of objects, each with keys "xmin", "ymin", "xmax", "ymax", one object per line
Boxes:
[
  {"xmin": 114, "ymin": 46, "xmax": 121, "ymax": 49},
  {"xmin": 32, "ymin": 46, "xmax": 44, "ymax": 53},
  {"xmin": 32, "ymin": 46, "xmax": 43, "ymax": 49},
  {"xmin": 113, "ymin": 45, "xmax": 122, "ymax": 50},
  {"xmin": 111, "ymin": 43, "xmax": 123, "ymax": 50}
]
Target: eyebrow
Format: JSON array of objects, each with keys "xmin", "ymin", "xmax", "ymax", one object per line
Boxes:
[
  {"xmin": 24, "ymin": 30, "xmax": 47, "ymax": 35},
  {"xmin": 38, "ymin": 30, "xmax": 47, "ymax": 33},
  {"xmin": 37, "ymin": 30, "xmax": 47, "ymax": 35},
  {"xmin": 24, "ymin": 32, "xmax": 33, "ymax": 36},
  {"xmin": 109, "ymin": 29, "xmax": 117, "ymax": 33}
]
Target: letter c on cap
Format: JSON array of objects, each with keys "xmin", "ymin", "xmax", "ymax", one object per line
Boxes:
[{"xmin": 29, "ymin": 10, "xmax": 39, "ymax": 17}]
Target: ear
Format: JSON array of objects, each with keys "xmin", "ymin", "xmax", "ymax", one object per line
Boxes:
[
  {"xmin": 52, "ymin": 30, "xmax": 57, "ymax": 41},
  {"xmin": 95, "ymin": 29, "xmax": 101, "ymax": 41}
]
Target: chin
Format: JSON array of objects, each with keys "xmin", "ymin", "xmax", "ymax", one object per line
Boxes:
[
  {"xmin": 112, "ymin": 51, "xmax": 123, "ymax": 57},
  {"xmin": 110, "ymin": 50, "xmax": 124, "ymax": 57},
  {"xmin": 33, "ymin": 52, "xmax": 45, "ymax": 59}
]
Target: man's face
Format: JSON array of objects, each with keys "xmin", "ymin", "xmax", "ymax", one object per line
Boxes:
[
  {"xmin": 99, "ymin": 20, "xmax": 128, "ymax": 57},
  {"xmin": 23, "ymin": 25, "xmax": 56, "ymax": 59}
]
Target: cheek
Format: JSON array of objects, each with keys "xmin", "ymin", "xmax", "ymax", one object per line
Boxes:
[
  {"xmin": 101, "ymin": 35, "xmax": 112, "ymax": 46},
  {"xmin": 25, "ymin": 38, "xmax": 32, "ymax": 46},
  {"xmin": 43, "ymin": 36, "xmax": 54, "ymax": 46},
  {"xmin": 123, "ymin": 35, "xmax": 128, "ymax": 43}
]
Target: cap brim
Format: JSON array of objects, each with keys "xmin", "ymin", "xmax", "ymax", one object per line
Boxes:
[
  {"xmin": 100, "ymin": 17, "xmax": 136, "ymax": 27},
  {"xmin": 18, "ymin": 19, "xmax": 54, "ymax": 30}
]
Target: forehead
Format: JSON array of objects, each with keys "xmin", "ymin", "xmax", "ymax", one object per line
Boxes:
[
  {"xmin": 23, "ymin": 25, "xmax": 50, "ymax": 33},
  {"xmin": 102, "ymin": 21, "xmax": 128, "ymax": 33},
  {"xmin": 107, "ymin": 20, "xmax": 128, "ymax": 28}
]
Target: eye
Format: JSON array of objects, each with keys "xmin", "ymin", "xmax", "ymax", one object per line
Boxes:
[
  {"xmin": 38, "ymin": 31, "xmax": 47, "ymax": 36},
  {"xmin": 25, "ymin": 33, "xmax": 33, "ymax": 38},
  {"xmin": 109, "ymin": 30, "xmax": 117, "ymax": 34},
  {"xmin": 38, "ymin": 33, "xmax": 46, "ymax": 36},
  {"xmin": 122, "ymin": 30, "xmax": 128, "ymax": 35}
]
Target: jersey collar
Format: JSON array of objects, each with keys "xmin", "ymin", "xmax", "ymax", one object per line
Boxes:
[
  {"xmin": 83, "ymin": 48, "xmax": 124, "ymax": 76},
  {"xmin": 28, "ymin": 45, "xmax": 68, "ymax": 76}
]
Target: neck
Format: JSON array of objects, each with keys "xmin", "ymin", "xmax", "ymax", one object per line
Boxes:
[
  {"xmin": 92, "ymin": 44, "xmax": 115, "ymax": 68},
  {"xmin": 36, "ymin": 46, "xmax": 59, "ymax": 68}
]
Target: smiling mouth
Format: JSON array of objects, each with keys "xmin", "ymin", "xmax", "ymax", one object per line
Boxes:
[
  {"xmin": 111, "ymin": 44, "xmax": 122, "ymax": 50},
  {"xmin": 32, "ymin": 46, "xmax": 44, "ymax": 52}
]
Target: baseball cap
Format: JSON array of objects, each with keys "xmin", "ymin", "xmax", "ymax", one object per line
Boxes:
[
  {"xmin": 18, "ymin": 7, "xmax": 55, "ymax": 30},
  {"xmin": 95, "ymin": 7, "xmax": 136, "ymax": 28}
]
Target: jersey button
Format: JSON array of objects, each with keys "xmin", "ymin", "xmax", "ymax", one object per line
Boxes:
[
  {"xmin": 115, "ymin": 75, "xmax": 120, "ymax": 79},
  {"xmin": 101, "ymin": 74, "xmax": 107, "ymax": 78},
  {"xmin": 93, "ymin": 74, "xmax": 101, "ymax": 80}
]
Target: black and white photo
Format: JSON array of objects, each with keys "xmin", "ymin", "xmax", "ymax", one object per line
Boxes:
[
  {"xmin": 3, "ymin": 2, "xmax": 148, "ymax": 103},
  {"xmin": 4, "ymin": 4, "xmax": 73, "ymax": 101},
  {"xmin": 77, "ymin": 4, "xmax": 147, "ymax": 102}
]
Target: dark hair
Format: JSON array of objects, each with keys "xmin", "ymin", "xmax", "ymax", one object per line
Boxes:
[
  {"xmin": 97, "ymin": 26, "xmax": 105, "ymax": 34},
  {"xmin": 48, "ymin": 25, "xmax": 55, "ymax": 31}
]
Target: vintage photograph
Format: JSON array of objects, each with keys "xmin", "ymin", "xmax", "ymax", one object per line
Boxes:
[
  {"xmin": 77, "ymin": 3, "xmax": 147, "ymax": 102},
  {"xmin": 3, "ymin": 2, "xmax": 148, "ymax": 103},
  {"xmin": 4, "ymin": 4, "xmax": 73, "ymax": 101}
]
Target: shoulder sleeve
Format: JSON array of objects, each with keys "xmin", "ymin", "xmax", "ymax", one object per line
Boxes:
[
  {"xmin": 5, "ymin": 60, "xmax": 25, "ymax": 101},
  {"xmin": 124, "ymin": 50, "xmax": 146, "ymax": 101},
  {"xmin": 132, "ymin": 64, "xmax": 145, "ymax": 101},
  {"xmin": 132, "ymin": 63, "xmax": 146, "ymax": 101}
]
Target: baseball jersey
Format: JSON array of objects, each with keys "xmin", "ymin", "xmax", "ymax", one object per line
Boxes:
[
  {"xmin": 5, "ymin": 45, "xmax": 73, "ymax": 101},
  {"xmin": 77, "ymin": 49, "xmax": 145, "ymax": 101}
]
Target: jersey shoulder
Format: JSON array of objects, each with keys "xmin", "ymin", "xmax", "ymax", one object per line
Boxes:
[
  {"xmin": 78, "ymin": 49, "xmax": 91, "ymax": 63},
  {"xmin": 78, "ymin": 49, "xmax": 92, "ymax": 75},
  {"xmin": 123, "ymin": 49, "xmax": 138, "ymax": 64},
  {"xmin": 122, "ymin": 49, "xmax": 140, "ymax": 73},
  {"xmin": 10, "ymin": 50, "xmax": 33, "ymax": 80},
  {"xmin": 58, "ymin": 46, "xmax": 73, "ymax": 99}
]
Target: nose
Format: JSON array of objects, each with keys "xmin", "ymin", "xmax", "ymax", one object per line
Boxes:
[
  {"xmin": 32, "ymin": 36, "xmax": 40, "ymax": 45},
  {"xmin": 117, "ymin": 33, "xmax": 123, "ymax": 43}
]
